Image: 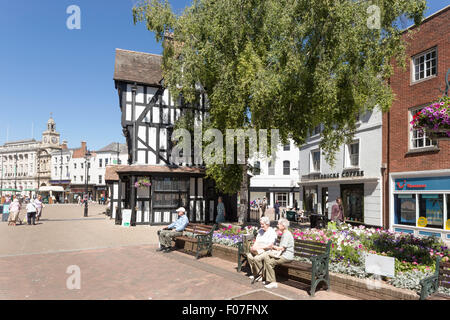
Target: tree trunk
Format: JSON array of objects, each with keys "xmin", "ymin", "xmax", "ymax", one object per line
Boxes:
[{"xmin": 238, "ymin": 162, "xmax": 248, "ymax": 224}]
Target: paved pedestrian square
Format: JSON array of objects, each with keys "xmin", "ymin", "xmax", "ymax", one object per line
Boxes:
[{"xmin": 0, "ymin": 205, "xmax": 355, "ymax": 300}]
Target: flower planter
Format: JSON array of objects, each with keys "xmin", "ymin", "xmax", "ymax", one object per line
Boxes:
[{"xmin": 428, "ymin": 130, "xmax": 450, "ymax": 140}]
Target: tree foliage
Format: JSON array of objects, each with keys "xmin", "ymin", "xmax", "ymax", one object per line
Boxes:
[{"xmin": 133, "ymin": 0, "xmax": 426, "ymax": 193}]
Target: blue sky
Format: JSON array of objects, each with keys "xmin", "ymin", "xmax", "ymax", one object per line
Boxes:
[{"xmin": 0, "ymin": 0, "xmax": 448, "ymax": 151}]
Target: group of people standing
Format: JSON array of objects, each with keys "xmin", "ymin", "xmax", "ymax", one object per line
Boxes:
[{"xmin": 7, "ymin": 196, "xmax": 44, "ymax": 226}]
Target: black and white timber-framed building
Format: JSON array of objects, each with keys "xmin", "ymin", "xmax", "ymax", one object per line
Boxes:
[{"xmin": 109, "ymin": 48, "xmax": 237, "ymax": 226}]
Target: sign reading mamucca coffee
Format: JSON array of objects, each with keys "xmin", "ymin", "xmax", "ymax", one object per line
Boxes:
[{"xmin": 314, "ymin": 171, "xmax": 365, "ymax": 180}]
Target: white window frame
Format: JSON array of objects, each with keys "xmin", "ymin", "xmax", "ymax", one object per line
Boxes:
[
  {"xmin": 344, "ymin": 139, "xmax": 360, "ymax": 169},
  {"xmin": 409, "ymin": 106, "xmax": 436, "ymax": 150},
  {"xmin": 310, "ymin": 149, "xmax": 321, "ymax": 173},
  {"xmin": 411, "ymin": 47, "xmax": 437, "ymax": 83}
]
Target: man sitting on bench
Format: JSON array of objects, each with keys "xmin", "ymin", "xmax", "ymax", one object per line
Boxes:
[{"xmin": 157, "ymin": 207, "xmax": 188, "ymax": 253}]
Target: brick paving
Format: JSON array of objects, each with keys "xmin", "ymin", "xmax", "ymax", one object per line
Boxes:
[{"xmin": 0, "ymin": 205, "xmax": 355, "ymax": 300}]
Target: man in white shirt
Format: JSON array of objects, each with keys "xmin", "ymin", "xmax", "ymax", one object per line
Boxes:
[
  {"xmin": 26, "ymin": 201, "xmax": 37, "ymax": 225},
  {"xmin": 246, "ymin": 216, "xmax": 277, "ymax": 280}
]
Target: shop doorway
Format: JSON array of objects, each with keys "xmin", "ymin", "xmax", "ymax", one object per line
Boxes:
[{"xmin": 341, "ymin": 184, "xmax": 364, "ymax": 223}]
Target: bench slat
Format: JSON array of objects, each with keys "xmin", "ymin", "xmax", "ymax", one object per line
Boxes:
[
  {"xmin": 294, "ymin": 247, "xmax": 326, "ymax": 257},
  {"xmin": 294, "ymin": 243, "xmax": 327, "ymax": 253},
  {"xmin": 294, "ymin": 239, "xmax": 327, "ymax": 247},
  {"xmin": 175, "ymin": 236, "xmax": 198, "ymax": 243}
]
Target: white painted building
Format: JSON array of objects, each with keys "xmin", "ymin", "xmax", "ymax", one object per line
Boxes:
[
  {"xmin": 298, "ymin": 109, "xmax": 383, "ymax": 227},
  {"xmin": 0, "ymin": 116, "xmax": 62, "ymax": 198},
  {"xmin": 249, "ymin": 139, "xmax": 300, "ymax": 208}
]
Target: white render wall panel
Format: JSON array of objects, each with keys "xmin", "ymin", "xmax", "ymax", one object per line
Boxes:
[
  {"xmin": 162, "ymin": 107, "xmax": 169, "ymax": 124},
  {"xmin": 138, "ymin": 151, "xmax": 146, "ymax": 164},
  {"xmin": 160, "ymin": 128, "xmax": 167, "ymax": 150},
  {"xmin": 152, "ymin": 107, "xmax": 160, "ymax": 123},
  {"xmin": 162, "ymin": 90, "xmax": 170, "ymax": 105},
  {"xmin": 138, "ymin": 126, "xmax": 146, "ymax": 148},
  {"xmin": 147, "ymin": 87, "xmax": 158, "ymax": 103},
  {"xmin": 136, "ymin": 106, "xmax": 145, "ymax": 121},
  {"xmin": 126, "ymin": 104, "xmax": 132, "ymax": 121},
  {"xmin": 136, "ymin": 86, "xmax": 144, "ymax": 103}
]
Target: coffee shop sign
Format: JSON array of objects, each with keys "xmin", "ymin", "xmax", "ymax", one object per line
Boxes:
[{"xmin": 314, "ymin": 171, "xmax": 365, "ymax": 180}]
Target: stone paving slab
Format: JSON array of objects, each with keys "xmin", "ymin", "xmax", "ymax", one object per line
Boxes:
[{"xmin": 0, "ymin": 205, "xmax": 355, "ymax": 300}]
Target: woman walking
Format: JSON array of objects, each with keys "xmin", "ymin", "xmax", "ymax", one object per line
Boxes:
[
  {"xmin": 8, "ymin": 197, "xmax": 21, "ymax": 226},
  {"xmin": 215, "ymin": 196, "xmax": 226, "ymax": 224}
]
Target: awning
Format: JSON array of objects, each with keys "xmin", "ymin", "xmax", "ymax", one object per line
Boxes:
[
  {"xmin": 0, "ymin": 188, "xmax": 21, "ymax": 192},
  {"xmin": 38, "ymin": 186, "xmax": 65, "ymax": 192}
]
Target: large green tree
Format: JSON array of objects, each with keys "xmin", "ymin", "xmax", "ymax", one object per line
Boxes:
[{"xmin": 133, "ymin": 0, "xmax": 426, "ymax": 222}]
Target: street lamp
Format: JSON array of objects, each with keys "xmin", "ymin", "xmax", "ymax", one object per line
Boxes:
[{"xmin": 84, "ymin": 150, "xmax": 92, "ymax": 217}]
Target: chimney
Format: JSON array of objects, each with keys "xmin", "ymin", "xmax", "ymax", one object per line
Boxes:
[{"xmin": 61, "ymin": 140, "xmax": 68, "ymax": 150}]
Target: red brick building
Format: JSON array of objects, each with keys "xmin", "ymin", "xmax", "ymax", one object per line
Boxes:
[{"xmin": 382, "ymin": 5, "xmax": 450, "ymax": 241}]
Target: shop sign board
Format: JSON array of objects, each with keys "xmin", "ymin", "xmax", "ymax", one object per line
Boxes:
[
  {"xmin": 122, "ymin": 209, "xmax": 131, "ymax": 227},
  {"xmin": 395, "ymin": 176, "xmax": 450, "ymax": 191}
]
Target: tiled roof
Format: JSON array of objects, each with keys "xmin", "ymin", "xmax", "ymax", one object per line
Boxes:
[
  {"xmin": 114, "ymin": 49, "xmax": 163, "ymax": 86},
  {"xmin": 116, "ymin": 165, "xmax": 205, "ymax": 175},
  {"xmin": 105, "ymin": 165, "xmax": 129, "ymax": 181},
  {"xmin": 96, "ymin": 142, "xmax": 128, "ymax": 154}
]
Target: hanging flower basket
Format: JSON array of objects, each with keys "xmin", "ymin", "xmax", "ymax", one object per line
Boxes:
[
  {"xmin": 410, "ymin": 96, "xmax": 450, "ymax": 140},
  {"xmin": 134, "ymin": 178, "xmax": 151, "ymax": 188}
]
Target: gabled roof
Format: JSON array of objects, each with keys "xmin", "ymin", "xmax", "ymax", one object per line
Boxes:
[
  {"xmin": 114, "ymin": 49, "xmax": 163, "ymax": 86},
  {"xmin": 96, "ymin": 142, "xmax": 128, "ymax": 154}
]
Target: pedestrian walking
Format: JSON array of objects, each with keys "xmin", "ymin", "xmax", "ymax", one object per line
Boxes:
[
  {"xmin": 274, "ymin": 200, "xmax": 281, "ymax": 220},
  {"xmin": 215, "ymin": 196, "xmax": 226, "ymax": 224},
  {"xmin": 34, "ymin": 196, "xmax": 44, "ymax": 222},
  {"xmin": 261, "ymin": 197, "xmax": 268, "ymax": 217},
  {"xmin": 26, "ymin": 201, "xmax": 37, "ymax": 225},
  {"xmin": 331, "ymin": 197, "xmax": 344, "ymax": 224},
  {"xmin": 7, "ymin": 198, "xmax": 21, "ymax": 226}
]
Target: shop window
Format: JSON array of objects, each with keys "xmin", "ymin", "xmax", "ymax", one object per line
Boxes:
[
  {"xmin": 276, "ymin": 193, "xmax": 287, "ymax": 207},
  {"xmin": 303, "ymin": 186, "xmax": 318, "ymax": 213},
  {"xmin": 419, "ymin": 194, "xmax": 443, "ymax": 229},
  {"xmin": 394, "ymin": 194, "xmax": 416, "ymax": 226},
  {"xmin": 341, "ymin": 184, "xmax": 364, "ymax": 223}
]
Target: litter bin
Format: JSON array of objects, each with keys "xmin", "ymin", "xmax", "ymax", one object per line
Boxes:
[{"xmin": 286, "ymin": 210, "xmax": 296, "ymax": 222}]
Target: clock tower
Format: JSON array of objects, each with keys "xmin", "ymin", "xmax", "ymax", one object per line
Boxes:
[{"xmin": 42, "ymin": 114, "xmax": 60, "ymax": 146}]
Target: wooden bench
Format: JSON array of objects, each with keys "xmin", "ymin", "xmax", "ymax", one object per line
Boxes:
[
  {"xmin": 174, "ymin": 223, "xmax": 216, "ymax": 259},
  {"xmin": 238, "ymin": 234, "xmax": 332, "ymax": 296},
  {"xmin": 419, "ymin": 257, "xmax": 450, "ymax": 300}
]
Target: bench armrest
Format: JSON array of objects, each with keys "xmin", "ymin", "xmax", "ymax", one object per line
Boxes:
[{"xmin": 419, "ymin": 274, "xmax": 439, "ymax": 300}]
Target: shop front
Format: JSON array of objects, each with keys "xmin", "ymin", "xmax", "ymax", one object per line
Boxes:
[
  {"xmin": 390, "ymin": 172, "xmax": 450, "ymax": 242},
  {"xmin": 299, "ymin": 172, "xmax": 382, "ymax": 226}
]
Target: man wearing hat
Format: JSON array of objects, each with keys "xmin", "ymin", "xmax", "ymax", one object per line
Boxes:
[{"xmin": 157, "ymin": 207, "xmax": 189, "ymax": 252}]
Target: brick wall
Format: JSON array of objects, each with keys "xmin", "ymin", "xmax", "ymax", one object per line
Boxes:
[{"xmin": 383, "ymin": 6, "xmax": 450, "ymax": 173}]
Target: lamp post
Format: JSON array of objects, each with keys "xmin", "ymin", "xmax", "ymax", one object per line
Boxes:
[{"xmin": 84, "ymin": 150, "xmax": 91, "ymax": 217}]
